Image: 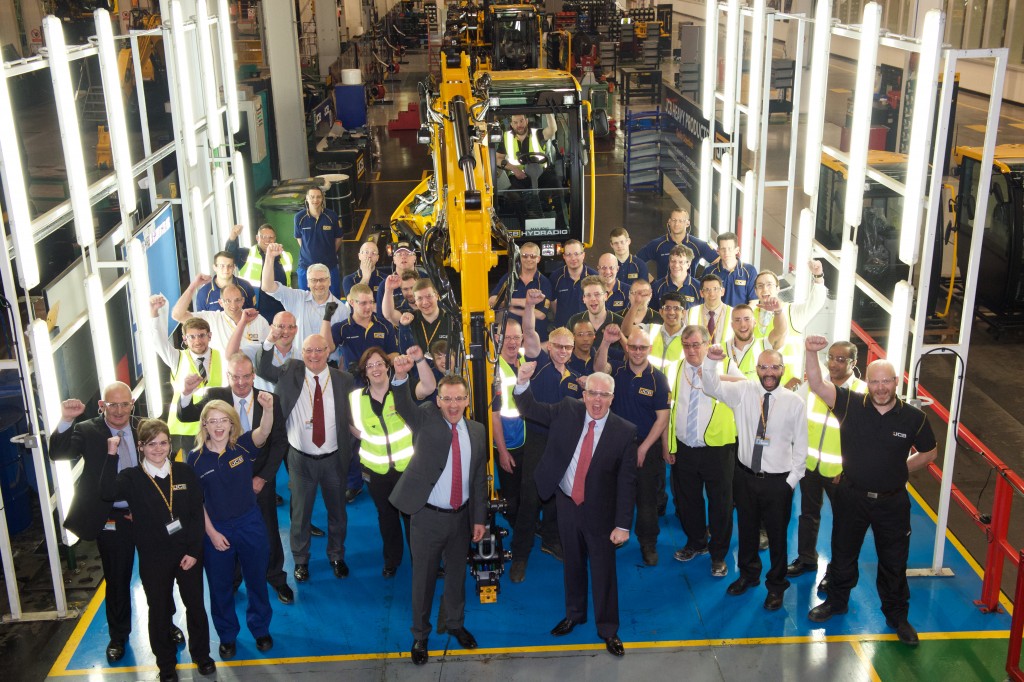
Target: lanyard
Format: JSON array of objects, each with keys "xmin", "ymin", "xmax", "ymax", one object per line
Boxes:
[
  {"xmin": 305, "ymin": 373, "xmax": 331, "ymax": 408},
  {"xmin": 759, "ymin": 394, "xmax": 776, "ymax": 438},
  {"xmin": 144, "ymin": 465, "xmax": 174, "ymax": 520},
  {"xmin": 419, "ymin": 316, "xmax": 443, "ymax": 348}
]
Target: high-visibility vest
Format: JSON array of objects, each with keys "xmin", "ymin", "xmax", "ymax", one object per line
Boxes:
[
  {"xmin": 648, "ymin": 324, "xmax": 684, "ymax": 388},
  {"xmin": 806, "ymin": 376, "xmax": 867, "ymax": 476},
  {"xmin": 503, "ymin": 128, "xmax": 546, "ymax": 168},
  {"xmin": 167, "ymin": 350, "xmax": 223, "ymax": 437},
  {"xmin": 723, "ymin": 338, "xmax": 768, "ymax": 380},
  {"xmin": 349, "ymin": 389, "xmax": 414, "ymax": 474},
  {"xmin": 239, "ymin": 245, "xmax": 293, "ymax": 288},
  {"xmin": 666, "ymin": 362, "xmax": 737, "ymax": 451},
  {"xmin": 753, "ymin": 302, "xmax": 803, "ymax": 377},
  {"xmin": 497, "ymin": 357, "xmax": 525, "ymax": 449},
  {"xmin": 686, "ymin": 303, "xmax": 733, "ymax": 345}
]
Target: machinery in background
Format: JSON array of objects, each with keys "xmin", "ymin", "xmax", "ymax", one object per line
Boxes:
[
  {"xmin": 953, "ymin": 144, "xmax": 1024, "ymax": 335},
  {"xmin": 442, "ymin": 1, "xmax": 544, "ymax": 71},
  {"xmin": 389, "ymin": 53, "xmax": 604, "ymax": 601}
]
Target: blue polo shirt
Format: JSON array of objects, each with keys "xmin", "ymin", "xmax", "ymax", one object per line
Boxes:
[
  {"xmin": 651, "ymin": 275, "xmax": 702, "ymax": 310},
  {"xmin": 342, "ymin": 269, "xmax": 386, "ymax": 299},
  {"xmin": 604, "ymin": 280, "xmax": 628, "ymax": 315},
  {"xmin": 567, "ymin": 352, "xmax": 595, "ymax": 376},
  {"xmin": 567, "ymin": 310, "xmax": 624, "ymax": 367},
  {"xmin": 330, "ymin": 314, "xmax": 398, "ymax": 371},
  {"xmin": 294, "ymin": 208, "xmax": 343, "ymax": 269},
  {"xmin": 705, "ymin": 260, "xmax": 758, "ymax": 306},
  {"xmin": 187, "ymin": 431, "xmax": 259, "ymax": 522},
  {"xmin": 375, "ymin": 282, "xmax": 416, "ymax": 319},
  {"xmin": 550, "ymin": 265, "xmax": 597, "ymax": 329},
  {"xmin": 523, "ymin": 350, "xmax": 582, "ymax": 434},
  {"xmin": 490, "ymin": 271, "xmax": 554, "ymax": 340},
  {"xmin": 194, "ymin": 278, "xmax": 257, "ymax": 312},
  {"xmin": 611, "ymin": 364, "xmax": 670, "ymax": 442},
  {"xmin": 615, "ymin": 254, "xmax": 649, "ymax": 285},
  {"xmin": 636, "ymin": 234, "xmax": 717, "ymax": 279}
]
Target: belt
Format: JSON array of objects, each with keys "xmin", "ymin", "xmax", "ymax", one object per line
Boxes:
[
  {"xmin": 424, "ymin": 502, "xmax": 468, "ymax": 514},
  {"xmin": 737, "ymin": 461, "xmax": 788, "ymax": 479},
  {"xmin": 847, "ymin": 483, "xmax": 903, "ymax": 499},
  {"xmin": 294, "ymin": 447, "xmax": 337, "ymax": 460}
]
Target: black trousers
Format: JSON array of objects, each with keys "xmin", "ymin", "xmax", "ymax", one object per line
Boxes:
[
  {"xmin": 827, "ymin": 484, "xmax": 912, "ymax": 621},
  {"xmin": 366, "ymin": 466, "xmax": 411, "ymax": 571},
  {"xmin": 96, "ymin": 507, "xmax": 135, "ymax": 642},
  {"xmin": 796, "ymin": 466, "xmax": 838, "ymax": 565},
  {"xmin": 494, "ymin": 444, "xmax": 526, "ymax": 528},
  {"xmin": 671, "ymin": 442, "xmax": 736, "ymax": 561},
  {"xmin": 555, "ymin": 491, "xmax": 619, "ymax": 639},
  {"xmin": 512, "ymin": 430, "xmax": 559, "ymax": 560},
  {"xmin": 256, "ymin": 476, "xmax": 287, "ymax": 587},
  {"xmin": 634, "ymin": 444, "xmax": 664, "ymax": 546},
  {"xmin": 733, "ymin": 466, "xmax": 793, "ymax": 594},
  {"xmin": 409, "ymin": 506, "xmax": 471, "ymax": 639},
  {"xmin": 138, "ymin": 553, "xmax": 209, "ymax": 676}
]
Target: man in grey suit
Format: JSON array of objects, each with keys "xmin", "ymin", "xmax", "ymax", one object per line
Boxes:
[
  {"xmin": 388, "ymin": 357, "xmax": 487, "ymax": 666},
  {"xmin": 256, "ymin": 333, "xmax": 355, "ymax": 583}
]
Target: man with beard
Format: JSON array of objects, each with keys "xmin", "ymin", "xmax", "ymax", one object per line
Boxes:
[
  {"xmin": 701, "ymin": 344, "xmax": 807, "ymax": 611},
  {"xmin": 722, "ymin": 303, "xmax": 787, "ymax": 380},
  {"xmin": 803, "ymin": 336, "xmax": 936, "ymax": 647}
]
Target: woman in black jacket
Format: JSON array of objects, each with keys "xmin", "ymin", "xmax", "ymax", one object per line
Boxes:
[{"xmin": 102, "ymin": 418, "xmax": 215, "ymax": 682}]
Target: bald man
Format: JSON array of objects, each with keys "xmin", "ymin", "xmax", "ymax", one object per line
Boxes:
[{"xmin": 803, "ymin": 336, "xmax": 937, "ymax": 647}]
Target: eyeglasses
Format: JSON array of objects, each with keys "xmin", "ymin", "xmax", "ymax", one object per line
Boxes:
[
  {"xmin": 868, "ymin": 377, "xmax": 898, "ymax": 387},
  {"xmin": 754, "ymin": 282, "xmax": 776, "ymax": 291},
  {"xmin": 365, "ymin": 361, "xmax": 387, "ymax": 369},
  {"xmin": 668, "ymin": 218, "xmax": 688, "ymax": 224},
  {"xmin": 438, "ymin": 395, "xmax": 469, "ymax": 403},
  {"xmin": 220, "ymin": 298, "xmax": 244, "ymax": 305},
  {"xmin": 521, "ymin": 253, "xmax": 540, "ymax": 259},
  {"xmin": 682, "ymin": 342, "xmax": 705, "ymax": 350},
  {"xmin": 549, "ymin": 343, "xmax": 573, "ymax": 351},
  {"xmin": 303, "ymin": 346, "xmax": 328, "ymax": 354},
  {"xmin": 661, "ymin": 305, "xmax": 682, "ymax": 313},
  {"xmin": 503, "ymin": 335, "xmax": 523, "ymax": 342},
  {"xmin": 185, "ymin": 333, "xmax": 210, "ymax": 341},
  {"xmin": 574, "ymin": 331, "xmax": 596, "ymax": 337},
  {"xmin": 627, "ymin": 344, "xmax": 651, "ymax": 351},
  {"xmin": 204, "ymin": 417, "xmax": 231, "ymax": 427},
  {"xmin": 564, "ymin": 251, "xmax": 584, "ymax": 258},
  {"xmin": 701, "ymin": 287, "xmax": 722, "ymax": 294},
  {"xmin": 584, "ymin": 389, "xmax": 613, "ymax": 398},
  {"xmin": 228, "ymin": 372, "xmax": 254, "ymax": 381},
  {"xmin": 104, "ymin": 401, "xmax": 133, "ymax": 410},
  {"xmin": 827, "ymin": 355, "xmax": 852, "ymax": 363},
  {"xmin": 757, "ymin": 364, "xmax": 784, "ymax": 372},
  {"xmin": 145, "ymin": 439, "xmax": 171, "ymax": 448},
  {"xmin": 353, "ymin": 299, "xmax": 374, "ymax": 306},
  {"xmin": 274, "ymin": 323, "xmax": 298, "ymax": 330},
  {"xmin": 308, "ymin": 277, "xmax": 330, "ymax": 283}
]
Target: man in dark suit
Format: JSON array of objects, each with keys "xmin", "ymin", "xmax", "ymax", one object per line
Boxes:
[
  {"xmin": 177, "ymin": 352, "xmax": 292, "ymax": 604},
  {"xmin": 514, "ymin": 364, "xmax": 638, "ymax": 657},
  {"xmin": 255, "ymin": 334, "xmax": 355, "ymax": 583},
  {"xmin": 48, "ymin": 382, "xmax": 183, "ymax": 662},
  {"xmin": 388, "ymin": 362, "xmax": 487, "ymax": 666}
]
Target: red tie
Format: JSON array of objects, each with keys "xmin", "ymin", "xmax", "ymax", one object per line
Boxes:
[
  {"xmin": 450, "ymin": 423, "xmax": 462, "ymax": 509},
  {"xmin": 571, "ymin": 420, "xmax": 596, "ymax": 505},
  {"xmin": 312, "ymin": 376, "xmax": 325, "ymax": 447},
  {"xmin": 707, "ymin": 309, "xmax": 716, "ymax": 340}
]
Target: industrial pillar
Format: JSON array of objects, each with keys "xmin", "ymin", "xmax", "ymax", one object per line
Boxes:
[{"xmin": 262, "ymin": 0, "xmax": 310, "ymax": 179}]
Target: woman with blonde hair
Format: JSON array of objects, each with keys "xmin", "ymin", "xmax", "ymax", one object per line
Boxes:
[
  {"xmin": 186, "ymin": 397, "xmax": 276, "ymax": 660},
  {"xmin": 102, "ymin": 418, "xmax": 214, "ymax": 682}
]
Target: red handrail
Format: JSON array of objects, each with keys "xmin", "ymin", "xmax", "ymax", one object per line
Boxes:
[{"xmin": 1008, "ymin": 550, "xmax": 1024, "ymax": 680}]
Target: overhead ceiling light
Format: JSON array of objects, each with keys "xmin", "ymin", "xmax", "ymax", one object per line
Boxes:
[
  {"xmin": 85, "ymin": 273, "xmax": 117, "ymax": 389},
  {"xmin": 127, "ymin": 238, "xmax": 163, "ymax": 417},
  {"xmin": 701, "ymin": 0, "xmax": 718, "ymax": 122},
  {"xmin": 844, "ymin": 2, "xmax": 882, "ymax": 228},
  {"xmin": 0, "ymin": 58, "xmax": 38, "ymax": 288},
  {"xmin": 196, "ymin": 0, "xmax": 224, "ymax": 148},
  {"xmin": 887, "ymin": 280, "xmax": 913, "ymax": 388},
  {"xmin": 217, "ymin": 0, "xmax": 240, "ymax": 134},
  {"xmin": 722, "ymin": 0, "xmax": 740, "ymax": 135},
  {"xmin": 170, "ymin": 0, "xmax": 198, "ymax": 167},
  {"xmin": 794, "ymin": 208, "xmax": 815, "ymax": 302},
  {"xmin": 746, "ymin": 0, "xmax": 766, "ymax": 152},
  {"xmin": 191, "ymin": 186, "xmax": 211, "ymax": 273},
  {"xmin": 213, "ymin": 165, "xmax": 232, "ymax": 245},
  {"xmin": 94, "ymin": 9, "xmax": 138, "ymax": 214},
  {"xmin": 803, "ymin": 0, "xmax": 834, "ymax": 197},
  {"xmin": 232, "ymin": 151, "xmax": 250, "ymax": 244}
]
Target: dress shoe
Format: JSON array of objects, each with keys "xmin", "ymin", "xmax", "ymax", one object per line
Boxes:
[
  {"xmin": 550, "ymin": 617, "xmax": 582, "ymax": 636},
  {"xmin": 170, "ymin": 624, "xmax": 185, "ymax": 645},
  {"xmin": 331, "ymin": 559, "xmax": 350, "ymax": 578},
  {"xmin": 275, "ymin": 493, "xmax": 284, "ymax": 506},
  {"xmin": 256, "ymin": 634, "xmax": 274, "ymax": 652},
  {"xmin": 449, "ymin": 626, "xmax": 478, "ymax": 649},
  {"xmin": 711, "ymin": 560, "xmax": 728, "ymax": 577},
  {"xmin": 105, "ymin": 639, "xmax": 126, "ymax": 663},
  {"xmin": 640, "ymin": 545, "xmax": 658, "ymax": 566},
  {"xmin": 726, "ymin": 577, "xmax": 759, "ymax": 596},
  {"xmin": 674, "ymin": 546, "xmax": 709, "ymax": 562},
  {"xmin": 346, "ymin": 486, "xmax": 363, "ymax": 503},
  {"xmin": 195, "ymin": 657, "xmax": 216, "ymax": 676},
  {"xmin": 787, "ymin": 559, "xmax": 816, "ymax": 577},
  {"xmin": 383, "ymin": 566, "xmax": 397, "ymax": 578},
  {"xmin": 763, "ymin": 592, "xmax": 784, "ymax": 611},
  {"xmin": 275, "ymin": 583, "xmax": 295, "ymax": 604},
  {"xmin": 540, "ymin": 542, "xmax": 564, "ymax": 561},
  {"xmin": 219, "ymin": 641, "xmax": 236, "ymax": 659},
  {"xmin": 310, "ymin": 524, "xmax": 325, "ymax": 537},
  {"xmin": 294, "ymin": 564, "xmax": 310, "ymax": 582},
  {"xmin": 509, "ymin": 560, "xmax": 527, "ymax": 583},
  {"xmin": 411, "ymin": 638, "xmax": 429, "ymax": 665},
  {"xmin": 886, "ymin": 617, "xmax": 920, "ymax": 646},
  {"xmin": 604, "ymin": 635, "xmax": 625, "ymax": 657},
  {"xmin": 808, "ymin": 600, "xmax": 848, "ymax": 623},
  {"xmin": 159, "ymin": 671, "xmax": 178, "ymax": 682},
  {"xmin": 759, "ymin": 529, "xmax": 770, "ymax": 551},
  {"xmin": 817, "ymin": 574, "xmax": 831, "ymax": 593}
]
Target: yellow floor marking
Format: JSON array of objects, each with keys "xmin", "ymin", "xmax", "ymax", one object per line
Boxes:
[
  {"xmin": 907, "ymin": 483, "xmax": 1014, "ymax": 615},
  {"xmin": 48, "ymin": 582, "xmax": 107, "ymax": 676},
  {"xmin": 964, "ymin": 124, "xmax": 993, "ymax": 133},
  {"xmin": 595, "ymin": 173, "xmax": 624, "ymax": 177},
  {"xmin": 849, "ymin": 640, "xmax": 883, "ymax": 682},
  {"xmin": 1010, "ymin": 123, "xmax": 1024, "ymax": 130},
  {"xmin": 371, "ymin": 178, "xmax": 426, "ymax": 183},
  {"xmin": 350, "ymin": 209, "xmax": 372, "ymax": 242}
]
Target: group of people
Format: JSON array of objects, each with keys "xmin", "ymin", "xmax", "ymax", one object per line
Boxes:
[{"xmin": 48, "ymin": 205, "xmax": 937, "ymax": 678}]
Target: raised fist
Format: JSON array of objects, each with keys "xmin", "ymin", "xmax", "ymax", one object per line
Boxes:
[
  {"xmin": 385, "ymin": 273, "xmax": 402, "ymax": 291},
  {"xmin": 392, "ymin": 354, "xmax": 414, "ymax": 376},
  {"xmin": 406, "ymin": 345, "xmax": 424, "ymax": 363},
  {"xmin": 602, "ymin": 324, "xmax": 622, "ymax": 344},
  {"xmin": 107, "ymin": 434, "xmax": 121, "ymax": 456},
  {"xmin": 182, "ymin": 373, "xmax": 203, "ymax": 395},
  {"xmin": 759, "ymin": 295, "xmax": 782, "ymax": 313},
  {"xmin": 242, "ymin": 308, "xmax": 260, "ymax": 323},
  {"xmin": 229, "ymin": 224, "xmax": 243, "ymax": 240},
  {"xmin": 809, "ymin": 259, "xmax": 824, "ymax": 277},
  {"xmin": 257, "ymin": 391, "xmax": 273, "ymax": 410},
  {"xmin": 706, "ymin": 344, "xmax": 725, "ymax": 362},
  {"xmin": 805, "ymin": 335, "xmax": 829, "ymax": 352},
  {"xmin": 192, "ymin": 273, "xmax": 212, "ymax": 288},
  {"xmin": 399, "ymin": 312, "xmax": 414, "ymax": 327},
  {"xmin": 516, "ymin": 360, "xmax": 537, "ymax": 384},
  {"xmin": 61, "ymin": 399, "xmax": 86, "ymax": 421},
  {"xmin": 525, "ymin": 288, "xmax": 546, "ymax": 307},
  {"xmin": 323, "ymin": 301, "xmax": 339, "ymax": 321},
  {"xmin": 149, "ymin": 294, "xmax": 167, "ymax": 317},
  {"xmin": 266, "ymin": 243, "xmax": 284, "ymax": 259}
]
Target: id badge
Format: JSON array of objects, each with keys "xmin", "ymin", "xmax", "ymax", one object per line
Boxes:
[
  {"xmin": 103, "ymin": 520, "xmax": 117, "ymax": 532},
  {"xmin": 166, "ymin": 518, "xmax": 183, "ymax": 535},
  {"xmin": 304, "ymin": 419, "xmax": 314, "ymax": 431},
  {"xmin": 755, "ymin": 437, "xmax": 771, "ymax": 447}
]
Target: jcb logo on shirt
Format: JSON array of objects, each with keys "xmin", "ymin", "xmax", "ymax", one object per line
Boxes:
[
  {"xmin": 567, "ymin": 382, "xmax": 579, "ymax": 392},
  {"xmin": 735, "ymin": 279, "xmax": 746, "ymax": 285},
  {"xmin": 373, "ymin": 332, "xmax": 385, "ymax": 339},
  {"xmin": 172, "ymin": 484, "xmax": 187, "ymax": 491},
  {"xmin": 684, "ymin": 295, "xmax": 695, "ymax": 302},
  {"xmin": 229, "ymin": 455, "xmax": 245, "ymax": 468},
  {"xmin": 893, "ymin": 431, "xmax": 907, "ymax": 439},
  {"xmin": 627, "ymin": 273, "xmax": 638, "ymax": 280},
  {"xmin": 323, "ymin": 224, "xmax": 332, "ymax": 230},
  {"xmin": 638, "ymin": 387, "xmax": 654, "ymax": 397}
]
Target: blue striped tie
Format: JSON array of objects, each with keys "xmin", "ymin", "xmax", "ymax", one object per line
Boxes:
[
  {"xmin": 685, "ymin": 367, "xmax": 700, "ymax": 446},
  {"xmin": 239, "ymin": 398, "xmax": 251, "ymax": 432}
]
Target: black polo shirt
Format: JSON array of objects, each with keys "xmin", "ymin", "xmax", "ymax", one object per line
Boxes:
[
  {"xmin": 611, "ymin": 364, "xmax": 670, "ymax": 442},
  {"xmin": 833, "ymin": 386, "xmax": 937, "ymax": 491},
  {"xmin": 407, "ymin": 310, "xmax": 451, "ymax": 353}
]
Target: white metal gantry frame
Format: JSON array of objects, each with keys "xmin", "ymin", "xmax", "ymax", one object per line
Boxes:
[{"xmin": 0, "ymin": 2, "xmax": 244, "ymax": 622}]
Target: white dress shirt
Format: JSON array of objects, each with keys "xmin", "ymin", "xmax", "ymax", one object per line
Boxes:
[
  {"xmin": 193, "ymin": 310, "xmax": 269, "ymax": 356},
  {"xmin": 701, "ymin": 356, "xmax": 808, "ymax": 489},
  {"xmin": 426, "ymin": 417, "xmax": 472, "ymax": 509},
  {"xmin": 268, "ymin": 286, "xmax": 348, "ymax": 340},
  {"xmin": 558, "ymin": 413, "xmax": 609, "ymax": 496},
  {"xmin": 143, "ymin": 458, "xmax": 171, "ymax": 479},
  {"xmin": 672, "ymin": 361, "xmax": 714, "ymax": 448},
  {"xmin": 284, "ymin": 367, "xmax": 337, "ymax": 454}
]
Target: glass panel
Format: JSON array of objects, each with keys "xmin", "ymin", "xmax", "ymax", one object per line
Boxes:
[
  {"xmin": 963, "ymin": 0, "xmax": 987, "ymax": 49},
  {"xmin": 946, "ymin": 0, "xmax": 966, "ymax": 49},
  {"xmin": 987, "ymin": 0, "xmax": 1009, "ymax": 47},
  {"xmin": 1008, "ymin": 4, "xmax": 1024, "ymax": 65}
]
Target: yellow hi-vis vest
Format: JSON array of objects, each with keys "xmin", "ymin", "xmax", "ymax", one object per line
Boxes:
[
  {"xmin": 239, "ymin": 245, "xmax": 293, "ymax": 289},
  {"xmin": 497, "ymin": 356, "xmax": 525, "ymax": 448},
  {"xmin": 666, "ymin": 361, "xmax": 737, "ymax": 450},
  {"xmin": 806, "ymin": 376, "xmax": 867, "ymax": 476},
  {"xmin": 503, "ymin": 128, "xmax": 546, "ymax": 168},
  {"xmin": 752, "ymin": 302, "xmax": 803, "ymax": 380},
  {"xmin": 349, "ymin": 389, "xmax": 414, "ymax": 474},
  {"xmin": 167, "ymin": 350, "xmax": 223, "ymax": 437},
  {"xmin": 648, "ymin": 324, "xmax": 684, "ymax": 389},
  {"xmin": 686, "ymin": 303, "xmax": 733, "ymax": 345}
]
